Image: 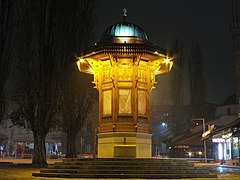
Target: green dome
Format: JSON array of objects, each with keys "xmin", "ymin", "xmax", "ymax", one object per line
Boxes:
[{"xmin": 100, "ymin": 22, "xmax": 149, "ymax": 42}]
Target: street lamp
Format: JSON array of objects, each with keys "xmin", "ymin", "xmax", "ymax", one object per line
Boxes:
[
  {"xmin": 161, "ymin": 122, "xmax": 167, "ymax": 127},
  {"xmin": 191, "ymin": 118, "xmax": 207, "ymax": 163},
  {"xmin": 161, "ymin": 122, "xmax": 168, "ymax": 134}
]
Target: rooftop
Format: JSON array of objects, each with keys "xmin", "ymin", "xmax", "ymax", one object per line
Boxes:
[{"xmin": 100, "ymin": 21, "xmax": 149, "ymax": 43}]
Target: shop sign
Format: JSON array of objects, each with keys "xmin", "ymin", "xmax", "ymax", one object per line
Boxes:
[
  {"xmin": 212, "ymin": 138, "xmax": 225, "ymax": 143},
  {"xmin": 222, "ymin": 132, "xmax": 232, "ymax": 139},
  {"xmin": 202, "ymin": 124, "xmax": 215, "ymax": 137}
]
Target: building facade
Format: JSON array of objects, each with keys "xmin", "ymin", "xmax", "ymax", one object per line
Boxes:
[
  {"xmin": 0, "ymin": 102, "xmax": 98, "ymax": 158},
  {"xmin": 210, "ymin": 102, "xmax": 240, "ymax": 165}
]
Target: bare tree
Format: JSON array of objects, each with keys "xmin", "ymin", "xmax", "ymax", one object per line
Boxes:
[
  {"xmin": 189, "ymin": 40, "xmax": 206, "ymax": 116},
  {"xmin": 171, "ymin": 39, "xmax": 184, "ymax": 106},
  {"xmin": 0, "ymin": 0, "xmax": 14, "ymax": 123},
  {"xmin": 55, "ymin": 0, "xmax": 96, "ymax": 158},
  {"xmin": 10, "ymin": 0, "xmax": 96, "ymax": 165},
  {"xmin": 59, "ymin": 64, "xmax": 96, "ymax": 158},
  {"xmin": 169, "ymin": 39, "xmax": 187, "ymax": 135},
  {"xmin": 10, "ymin": 0, "xmax": 64, "ymax": 165}
]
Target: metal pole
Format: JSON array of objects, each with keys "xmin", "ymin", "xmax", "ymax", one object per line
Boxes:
[
  {"xmin": 204, "ymin": 140, "xmax": 207, "ymax": 163},
  {"xmin": 202, "ymin": 118, "xmax": 207, "ymax": 163},
  {"xmin": 191, "ymin": 118, "xmax": 207, "ymax": 163}
]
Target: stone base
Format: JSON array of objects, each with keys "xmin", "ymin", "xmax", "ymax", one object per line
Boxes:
[
  {"xmin": 97, "ymin": 132, "xmax": 152, "ymax": 158},
  {"xmin": 33, "ymin": 158, "xmax": 217, "ymax": 179}
]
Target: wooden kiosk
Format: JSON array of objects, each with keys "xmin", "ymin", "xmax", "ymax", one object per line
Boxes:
[{"xmin": 76, "ymin": 19, "xmax": 173, "ymax": 158}]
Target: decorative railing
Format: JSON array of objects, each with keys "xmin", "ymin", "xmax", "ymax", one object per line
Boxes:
[{"xmin": 80, "ymin": 43, "xmax": 169, "ymax": 58}]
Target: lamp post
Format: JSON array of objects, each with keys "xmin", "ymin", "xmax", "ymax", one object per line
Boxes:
[{"xmin": 192, "ymin": 118, "xmax": 207, "ymax": 163}]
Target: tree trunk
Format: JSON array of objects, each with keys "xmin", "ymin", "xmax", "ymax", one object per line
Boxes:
[
  {"xmin": 32, "ymin": 131, "xmax": 47, "ymax": 165},
  {"xmin": 66, "ymin": 132, "xmax": 77, "ymax": 158},
  {"xmin": 0, "ymin": 91, "xmax": 4, "ymax": 121}
]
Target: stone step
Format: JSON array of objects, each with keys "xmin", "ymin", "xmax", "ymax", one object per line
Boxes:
[
  {"xmin": 40, "ymin": 168, "xmax": 210, "ymax": 174},
  {"xmin": 47, "ymin": 164, "xmax": 197, "ymax": 170},
  {"xmin": 58, "ymin": 158, "xmax": 193, "ymax": 167},
  {"xmin": 56, "ymin": 162, "xmax": 193, "ymax": 167},
  {"xmin": 32, "ymin": 158, "xmax": 216, "ymax": 179},
  {"xmin": 59, "ymin": 160, "xmax": 192, "ymax": 166},
  {"xmin": 0, "ymin": 162, "xmax": 14, "ymax": 165},
  {"xmin": 32, "ymin": 172, "xmax": 217, "ymax": 179},
  {"xmin": 62, "ymin": 158, "xmax": 191, "ymax": 163}
]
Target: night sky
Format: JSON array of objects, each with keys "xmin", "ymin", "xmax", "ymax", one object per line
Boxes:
[{"xmin": 94, "ymin": 0, "xmax": 234, "ymax": 105}]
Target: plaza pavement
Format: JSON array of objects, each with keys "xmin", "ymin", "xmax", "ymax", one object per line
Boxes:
[{"xmin": 0, "ymin": 157, "xmax": 62, "ymax": 164}]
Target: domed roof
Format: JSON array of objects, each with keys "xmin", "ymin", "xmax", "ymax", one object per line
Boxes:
[{"xmin": 100, "ymin": 22, "xmax": 149, "ymax": 42}]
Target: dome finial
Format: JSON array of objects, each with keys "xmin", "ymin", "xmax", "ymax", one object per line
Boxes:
[{"xmin": 123, "ymin": 8, "xmax": 127, "ymax": 22}]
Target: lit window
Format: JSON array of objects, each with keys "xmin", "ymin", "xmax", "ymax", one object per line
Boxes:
[
  {"xmin": 138, "ymin": 90, "xmax": 146, "ymax": 115},
  {"xmin": 119, "ymin": 89, "xmax": 131, "ymax": 114},
  {"xmin": 103, "ymin": 90, "xmax": 112, "ymax": 115},
  {"xmin": 218, "ymin": 143, "xmax": 223, "ymax": 160}
]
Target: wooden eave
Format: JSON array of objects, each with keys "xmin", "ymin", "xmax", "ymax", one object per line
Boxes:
[{"xmin": 78, "ymin": 43, "xmax": 172, "ymax": 61}]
